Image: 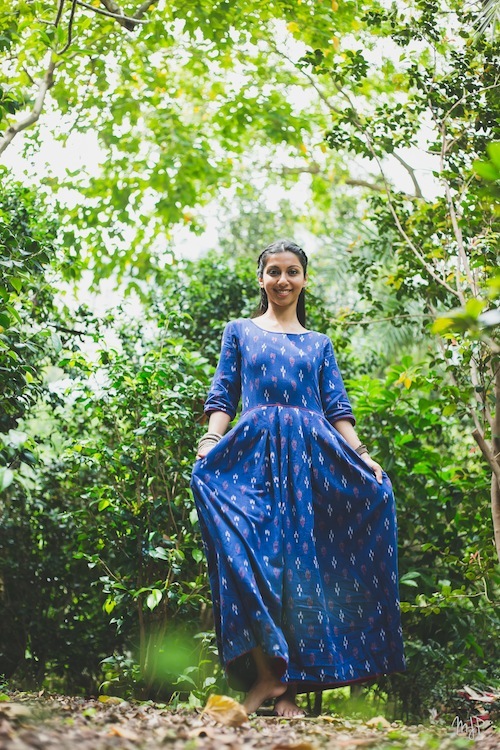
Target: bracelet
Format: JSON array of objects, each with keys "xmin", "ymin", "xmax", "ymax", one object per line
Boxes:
[
  {"xmin": 355, "ymin": 443, "xmax": 369, "ymax": 456},
  {"xmin": 197, "ymin": 432, "xmax": 223, "ymax": 449}
]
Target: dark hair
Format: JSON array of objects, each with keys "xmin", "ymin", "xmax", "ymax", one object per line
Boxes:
[{"xmin": 252, "ymin": 239, "xmax": 308, "ymax": 327}]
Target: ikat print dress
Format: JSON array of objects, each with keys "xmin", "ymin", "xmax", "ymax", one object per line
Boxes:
[{"xmin": 191, "ymin": 319, "xmax": 406, "ymax": 692}]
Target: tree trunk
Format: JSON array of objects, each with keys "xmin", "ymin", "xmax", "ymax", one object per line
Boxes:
[{"xmin": 491, "ymin": 474, "xmax": 500, "ymax": 561}]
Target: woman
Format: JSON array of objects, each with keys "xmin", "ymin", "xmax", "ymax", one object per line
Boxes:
[{"xmin": 191, "ymin": 240, "xmax": 405, "ymax": 717}]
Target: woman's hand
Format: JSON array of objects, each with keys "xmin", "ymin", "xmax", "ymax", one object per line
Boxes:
[
  {"xmin": 360, "ymin": 453, "xmax": 383, "ymax": 484},
  {"xmin": 196, "ymin": 444, "xmax": 214, "ymax": 460}
]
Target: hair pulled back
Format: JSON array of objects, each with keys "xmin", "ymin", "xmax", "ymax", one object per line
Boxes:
[{"xmin": 252, "ymin": 239, "xmax": 308, "ymax": 327}]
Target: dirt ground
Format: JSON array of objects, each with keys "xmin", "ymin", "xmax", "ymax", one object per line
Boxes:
[{"xmin": 0, "ymin": 693, "xmax": 498, "ymax": 750}]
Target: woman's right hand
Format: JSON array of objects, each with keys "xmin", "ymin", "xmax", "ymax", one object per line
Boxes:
[{"xmin": 196, "ymin": 445, "xmax": 213, "ymax": 460}]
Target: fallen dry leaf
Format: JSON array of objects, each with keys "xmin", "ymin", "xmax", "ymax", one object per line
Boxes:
[
  {"xmin": 201, "ymin": 694, "xmax": 248, "ymax": 727},
  {"xmin": 97, "ymin": 695, "xmax": 123, "ymax": 705},
  {"xmin": 271, "ymin": 743, "xmax": 317, "ymax": 750},
  {"xmin": 365, "ymin": 715, "xmax": 391, "ymax": 729},
  {"xmin": 0, "ymin": 702, "xmax": 32, "ymax": 721},
  {"xmin": 107, "ymin": 725, "xmax": 140, "ymax": 740}
]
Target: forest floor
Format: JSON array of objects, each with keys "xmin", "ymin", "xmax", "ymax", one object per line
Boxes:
[{"xmin": 0, "ymin": 692, "xmax": 498, "ymax": 750}]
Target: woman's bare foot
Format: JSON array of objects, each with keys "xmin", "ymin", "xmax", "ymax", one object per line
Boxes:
[
  {"xmin": 274, "ymin": 685, "xmax": 305, "ymax": 718},
  {"xmin": 243, "ymin": 675, "xmax": 287, "ymax": 715}
]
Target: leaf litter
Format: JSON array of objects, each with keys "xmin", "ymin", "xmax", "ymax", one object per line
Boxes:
[{"xmin": 0, "ymin": 691, "xmax": 495, "ymax": 750}]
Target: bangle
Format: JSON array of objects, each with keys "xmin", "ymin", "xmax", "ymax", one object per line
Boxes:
[
  {"xmin": 197, "ymin": 432, "xmax": 223, "ymax": 449},
  {"xmin": 355, "ymin": 443, "xmax": 369, "ymax": 456}
]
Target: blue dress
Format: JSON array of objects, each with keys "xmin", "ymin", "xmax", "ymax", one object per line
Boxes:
[{"xmin": 191, "ymin": 318, "xmax": 405, "ymax": 692}]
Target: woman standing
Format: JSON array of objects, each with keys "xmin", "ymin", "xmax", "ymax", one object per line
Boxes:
[{"xmin": 191, "ymin": 240, "xmax": 405, "ymax": 717}]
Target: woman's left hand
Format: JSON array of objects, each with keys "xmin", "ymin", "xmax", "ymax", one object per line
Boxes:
[{"xmin": 361, "ymin": 454, "xmax": 383, "ymax": 484}]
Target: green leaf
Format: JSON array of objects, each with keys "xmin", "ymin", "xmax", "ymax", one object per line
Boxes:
[
  {"xmin": 487, "ymin": 141, "xmax": 500, "ymax": 169},
  {"xmin": 103, "ymin": 597, "xmax": 116, "ymax": 614},
  {"xmin": 51, "ymin": 331, "xmax": 62, "ymax": 353},
  {"xmin": 149, "ymin": 546, "xmax": 169, "ymax": 560},
  {"xmin": 464, "ymin": 298, "xmax": 485, "ymax": 318},
  {"xmin": 431, "ymin": 317, "xmax": 453, "ymax": 334},
  {"xmin": 0, "ymin": 467, "xmax": 14, "ymax": 492},
  {"xmin": 146, "ymin": 589, "xmax": 163, "ymax": 610},
  {"xmin": 192, "ymin": 548, "xmax": 203, "ymax": 562},
  {"xmin": 474, "ymin": 161, "xmax": 499, "ymax": 181}
]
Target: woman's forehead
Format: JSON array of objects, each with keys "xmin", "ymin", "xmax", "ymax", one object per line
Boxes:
[{"xmin": 263, "ymin": 251, "xmax": 303, "ymax": 268}]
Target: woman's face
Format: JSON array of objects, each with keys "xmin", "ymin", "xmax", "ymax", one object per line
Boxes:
[{"xmin": 259, "ymin": 251, "xmax": 307, "ymax": 310}]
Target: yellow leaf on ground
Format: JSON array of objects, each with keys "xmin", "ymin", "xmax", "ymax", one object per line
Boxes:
[
  {"xmin": 272, "ymin": 743, "xmax": 317, "ymax": 750},
  {"xmin": 202, "ymin": 694, "xmax": 248, "ymax": 727},
  {"xmin": 98, "ymin": 695, "xmax": 123, "ymax": 705},
  {"xmin": 365, "ymin": 715, "xmax": 391, "ymax": 729},
  {"xmin": 108, "ymin": 726, "xmax": 139, "ymax": 740}
]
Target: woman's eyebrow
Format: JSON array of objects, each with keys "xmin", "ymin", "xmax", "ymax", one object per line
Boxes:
[{"xmin": 266, "ymin": 264, "xmax": 301, "ymax": 270}]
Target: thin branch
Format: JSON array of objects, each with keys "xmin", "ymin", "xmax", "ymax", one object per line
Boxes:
[
  {"xmin": 337, "ymin": 313, "xmax": 433, "ymax": 326},
  {"xmin": 333, "ymin": 83, "xmax": 460, "ymax": 299},
  {"xmin": 473, "ymin": 428, "xmax": 500, "ymax": 489},
  {"xmin": 50, "ymin": 323, "xmax": 92, "ymax": 338},
  {"xmin": 439, "ymin": 124, "xmax": 475, "ymax": 301},
  {"xmin": 54, "ymin": 0, "xmax": 66, "ymax": 27},
  {"xmin": 280, "ymin": 163, "xmax": 386, "ymax": 193},
  {"xmin": 391, "ymin": 152, "xmax": 424, "ymax": 198},
  {"xmin": 75, "ymin": 0, "xmax": 149, "ymax": 26},
  {"xmin": 22, "ymin": 66, "xmax": 36, "ymax": 86},
  {"xmin": 470, "ymin": 350, "xmax": 494, "ymax": 431},
  {"xmin": 494, "ymin": 364, "xmax": 500, "ymax": 455},
  {"xmin": 97, "ymin": 0, "xmax": 158, "ymax": 30},
  {"xmin": 442, "ymin": 81, "xmax": 500, "ymax": 126},
  {"xmin": 57, "ymin": 0, "xmax": 78, "ymax": 56},
  {"xmin": 0, "ymin": 54, "xmax": 56, "ymax": 158},
  {"xmin": 271, "ymin": 45, "xmax": 344, "ymax": 116},
  {"xmin": 279, "ymin": 163, "xmax": 421, "ymax": 197}
]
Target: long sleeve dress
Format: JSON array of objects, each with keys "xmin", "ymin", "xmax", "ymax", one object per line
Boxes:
[{"xmin": 190, "ymin": 318, "xmax": 405, "ymax": 693}]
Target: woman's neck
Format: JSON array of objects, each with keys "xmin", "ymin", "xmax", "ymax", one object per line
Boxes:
[{"xmin": 255, "ymin": 307, "xmax": 307, "ymax": 333}]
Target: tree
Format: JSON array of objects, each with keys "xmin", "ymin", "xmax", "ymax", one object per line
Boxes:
[
  {"xmin": 0, "ymin": 0, "xmax": 380, "ymax": 281},
  {"xmin": 296, "ymin": 0, "xmax": 500, "ymax": 559}
]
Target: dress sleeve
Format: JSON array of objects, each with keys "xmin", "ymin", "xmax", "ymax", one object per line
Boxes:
[
  {"xmin": 204, "ymin": 321, "xmax": 241, "ymax": 420},
  {"xmin": 319, "ymin": 337, "xmax": 356, "ymax": 426}
]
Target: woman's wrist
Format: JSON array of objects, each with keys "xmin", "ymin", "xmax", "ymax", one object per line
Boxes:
[{"xmin": 355, "ymin": 443, "xmax": 369, "ymax": 456}]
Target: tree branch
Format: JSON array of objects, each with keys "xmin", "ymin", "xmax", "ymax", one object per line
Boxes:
[
  {"xmin": 332, "ymin": 83, "xmax": 460, "ymax": 299},
  {"xmin": 0, "ymin": 54, "xmax": 56, "ymax": 158},
  {"xmin": 278, "ymin": 163, "xmax": 423, "ymax": 198},
  {"xmin": 391, "ymin": 152, "xmax": 424, "ymax": 198},
  {"xmin": 57, "ymin": 0, "xmax": 78, "ymax": 55},
  {"xmin": 337, "ymin": 313, "xmax": 433, "ymax": 326},
  {"xmin": 54, "ymin": 0, "xmax": 66, "ymax": 27},
  {"xmin": 473, "ymin": 428, "xmax": 500, "ymax": 489},
  {"xmin": 270, "ymin": 44, "xmax": 344, "ymax": 116},
  {"xmin": 494, "ymin": 363, "xmax": 500, "ymax": 455},
  {"xmin": 96, "ymin": 0, "xmax": 158, "ymax": 30},
  {"xmin": 280, "ymin": 163, "xmax": 386, "ymax": 192},
  {"xmin": 438, "ymin": 124, "xmax": 475, "ymax": 302},
  {"xmin": 75, "ymin": 0, "xmax": 150, "ymax": 26}
]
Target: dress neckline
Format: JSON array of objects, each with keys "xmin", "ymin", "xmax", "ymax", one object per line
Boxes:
[{"xmin": 246, "ymin": 318, "xmax": 313, "ymax": 336}]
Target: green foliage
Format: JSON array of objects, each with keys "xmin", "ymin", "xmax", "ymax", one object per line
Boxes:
[
  {"xmin": 0, "ymin": 175, "xmax": 58, "ymax": 436},
  {"xmin": 347, "ymin": 358, "xmax": 500, "ymax": 718},
  {"xmin": 2, "ymin": 0, "xmax": 499, "ymax": 716},
  {"xmin": 48, "ymin": 309, "xmax": 214, "ymax": 696}
]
